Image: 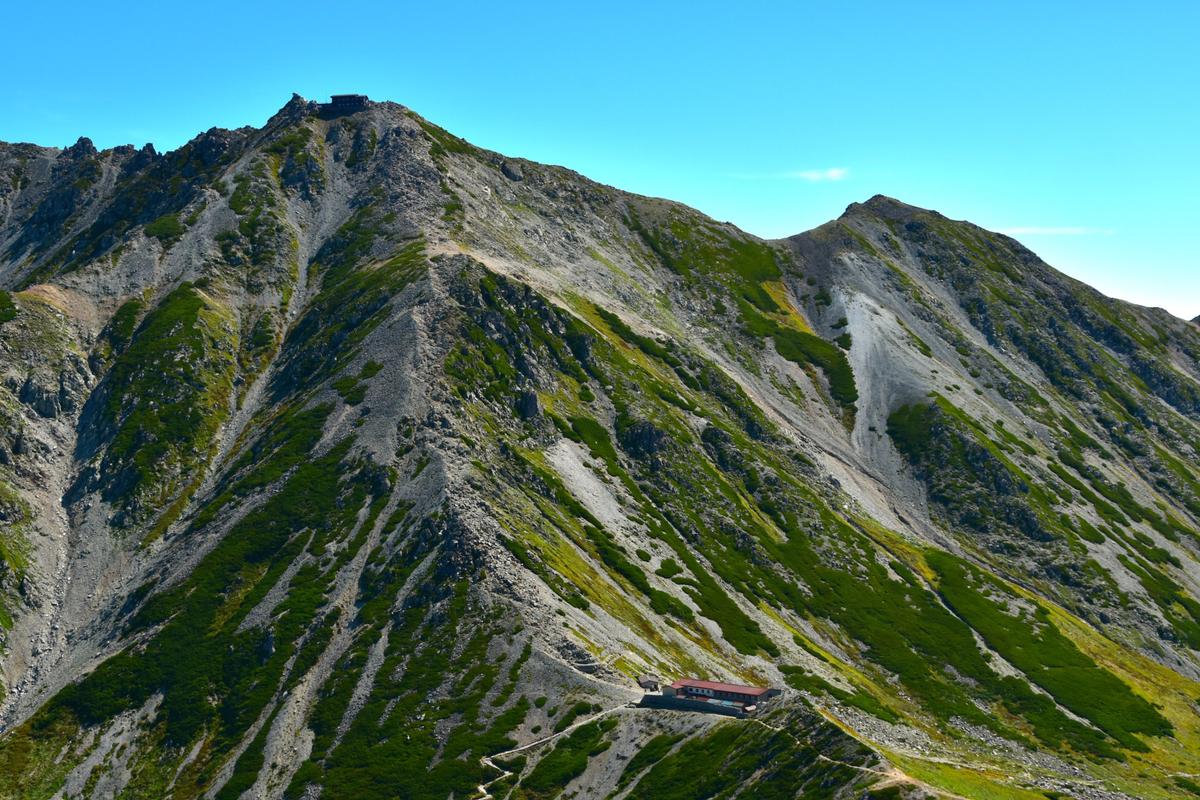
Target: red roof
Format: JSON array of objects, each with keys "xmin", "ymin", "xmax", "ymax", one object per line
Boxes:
[{"xmin": 671, "ymin": 679, "xmax": 770, "ymax": 697}]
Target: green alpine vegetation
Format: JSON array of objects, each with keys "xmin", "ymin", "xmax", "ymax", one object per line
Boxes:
[
  {"xmin": 83, "ymin": 282, "xmax": 238, "ymax": 526},
  {"xmin": 0, "ymin": 96, "xmax": 1198, "ymax": 800}
]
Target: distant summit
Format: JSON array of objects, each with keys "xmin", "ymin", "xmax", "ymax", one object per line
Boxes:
[{"xmin": 839, "ymin": 193, "xmax": 923, "ymax": 222}]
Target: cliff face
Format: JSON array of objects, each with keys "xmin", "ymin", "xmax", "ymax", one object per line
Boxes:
[{"xmin": 0, "ymin": 95, "xmax": 1199, "ymax": 799}]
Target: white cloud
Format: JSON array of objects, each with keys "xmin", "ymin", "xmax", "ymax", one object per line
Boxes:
[
  {"xmin": 784, "ymin": 167, "xmax": 848, "ymax": 182},
  {"xmin": 999, "ymin": 226, "xmax": 1114, "ymax": 236},
  {"xmin": 726, "ymin": 167, "xmax": 849, "ymax": 182}
]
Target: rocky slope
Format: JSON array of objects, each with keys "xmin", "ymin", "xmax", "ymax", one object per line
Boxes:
[{"xmin": 0, "ymin": 94, "xmax": 1199, "ymax": 799}]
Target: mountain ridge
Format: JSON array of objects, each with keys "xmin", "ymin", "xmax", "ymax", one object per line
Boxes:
[
  {"xmin": 9, "ymin": 99, "xmax": 1191, "ymax": 323},
  {"xmin": 1, "ymin": 94, "xmax": 1199, "ymax": 800}
]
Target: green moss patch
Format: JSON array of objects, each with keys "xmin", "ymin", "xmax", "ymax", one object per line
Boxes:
[
  {"xmin": 144, "ymin": 213, "xmax": 185, "ymax": 244},
  {"xmin": 623, "ymin": 716, "xmax": 867, "ymax": 800},
  {"xmin": 297, "ymin": 584, "xmax": 531, "ymax": 800},
  {"xmin": 274, "ymin": 225, "xmax": 426, "ymax": 398},
  {"xmin": 888, "ymin": 400, "xmax": 1053, "ymax": 543},
  {"xmin": 0, "ymin": 479, "xmax": 32, "ymax": 628},
  {"xmin": 92, "ymin": 283, "xmax": 237, "ymax": 520},
  {"xmin": 930, "ymin": 551, "xmax": 1172, "ymax": 752},
  {"xmin": 739, "ymin": 298, "xmax": 857, "ymax": 413},
  {"xmin": 58, "ymin": 434, "xmax": 368, "ymax": 749},
  {"xmin": 0, "ymin": 291, "xmax": 16, "ymax": 325},
  {"xmin": 780, "ymin": 666, "xmax": 898, "ymax": 723},
  {"xmin": 516, "ymin": 716, "xmax": 617, "ymax": 799}
]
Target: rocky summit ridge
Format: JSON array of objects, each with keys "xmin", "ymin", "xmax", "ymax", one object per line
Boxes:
[{"xmin": 1, "ymin": 94, "xmax": 1200, "ymax": 799}]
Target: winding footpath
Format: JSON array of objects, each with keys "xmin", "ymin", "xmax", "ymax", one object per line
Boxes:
[
  {"xmin": 749, "ymin": 716, "xmax": 976, "ymax": 800},
  {"xmin": 475, "ymin": 703, "xmax": 634, "ymax": 800}
]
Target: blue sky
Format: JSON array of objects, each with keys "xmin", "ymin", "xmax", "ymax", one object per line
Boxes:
[{"xmin": 4, "ymin": 1, "xmax": 1197, "ymax": 317}]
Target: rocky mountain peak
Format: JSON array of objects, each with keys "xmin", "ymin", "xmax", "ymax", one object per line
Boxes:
[
  {"xmin": 265, "ymin": 91, "xmax": 319, "ymax": 126},
  {"xmin": 60, "ymin": 136, "xmax": 97, "ymax": 158},
  {"xmin": 840, "ymin": 192, "xmax": 923, "ymax": 221},
  {"xmin": 0, "ymin": 98, "xmax": 1198, "ymax": 800}
]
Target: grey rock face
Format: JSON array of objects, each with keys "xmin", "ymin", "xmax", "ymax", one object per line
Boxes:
[
  {"xmin": 0, "ymin": 96, "xmax": 1196, "ymax": 800},
  {"xmin": 500, "ymin": 160, "xmax": 524, "ymax": 181}
]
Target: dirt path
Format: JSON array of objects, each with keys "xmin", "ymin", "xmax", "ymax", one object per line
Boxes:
[
  {"xmin": 474, "ymin": 703, "xmax": 972, "ymax": 800},
  {"xmin": 475, "ymin": 703, "xmax": 634, "ymax": 800},
  {"xmin": 748, "ymin": 717, "xmax": 975, "ymax": 800},
  {"xmin": 474, "ymin": 703, "xmax": 1024, "ymax": 800}
]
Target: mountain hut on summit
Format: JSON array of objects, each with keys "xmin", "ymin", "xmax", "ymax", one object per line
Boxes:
[{"xmin": 319, "ymin": 94, "xmax": 370, "ymax": 115}]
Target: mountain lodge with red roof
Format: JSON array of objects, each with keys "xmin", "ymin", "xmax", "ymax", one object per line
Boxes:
[{"xmin": 640, "ymin": 677, "xmax": 780, "ymax": 717}]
